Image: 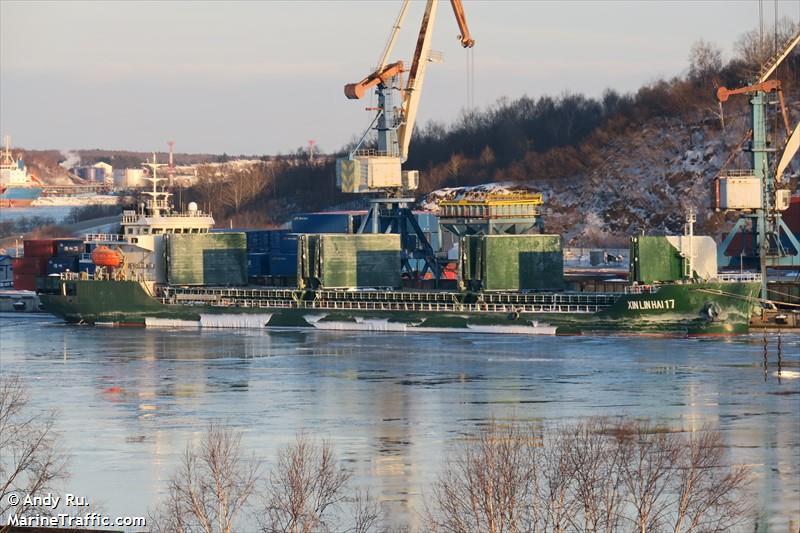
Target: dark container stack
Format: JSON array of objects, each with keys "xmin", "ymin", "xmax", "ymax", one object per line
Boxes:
[
  {"xmin": 291, "ymin": 212, "xmax": 363, "ymax": 234},
  {"xmin": 55, "ymin": 239, "xmax": 84, "ymax": 255},
  {"xmin": 47, "ymin": 239, "xmax": 84, "ymax": 277},
  {"xmin": 240, "ymin": 229, "xmax": 299, "ymax": 279},
  {"xmin": 268, "ymin": 232, "xmax": 298, "ymax": 277},
  {"xmin": 245, "ymin": 230, "xmax": 272, "ymax": 254},
  {"xmin": 78, "ymin": 258, "xmax": 96, "ymax": 276},
  {"xmin": 47, "ymin": 255, "xmax": 79, "ymax": 275},
  {"xmin": 13, "ymin": 238, "xmax": 85, "ymax": 290},
  {"xmin": 268, "ymin": 254, "xmax": 297, "ymax": 277},
  {"xmin": 23, "ymin": 239, "xmax": 57, "ymax": 257},
  {"xmin": 247, "ymin": 253, "xmax": 269, "ymax": 277},
  {"xmin": 12, "ymin": 256, "xmax": 49, "ymax": 290}
]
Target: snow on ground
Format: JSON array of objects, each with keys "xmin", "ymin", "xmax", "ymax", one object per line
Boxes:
[
  {"xmin": 420, "ymin": 182, "xmax": 536, "ymax": 212},
  {"xmin": 419, "ymin": 113, "xmax": 799, "ymax": 246},
  {"xmin": 32, "ymin": 195, "xmax": 119, "ymax": 206}
]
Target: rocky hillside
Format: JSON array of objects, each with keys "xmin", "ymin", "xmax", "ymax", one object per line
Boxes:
[{"xmin": 421, "ymin": 99, "xmax": 798, "ymax": 245}]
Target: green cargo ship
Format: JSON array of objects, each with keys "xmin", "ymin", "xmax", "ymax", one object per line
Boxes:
[
  {"xmin": 38, "ymin": 275, "xmax": 760, "ymax": 336},
  {"xmin": 35, "ymin": 161, "xmax": 761, "ymax": 336}
]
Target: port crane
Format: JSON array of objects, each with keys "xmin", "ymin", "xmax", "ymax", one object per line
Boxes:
[
  {"xmin": 339, "ymin": 0, "xmax": 475, "ymax": 190},
  {"xmin": 337, "ymin": 0, "xmax": 475, "ymax": 279},
  {"xmin": 715, "ymin": 31, "xmax": 800, "ymax": 298}
]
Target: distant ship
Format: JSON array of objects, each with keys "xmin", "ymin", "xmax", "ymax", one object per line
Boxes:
[{"xmin": 0, "ymin": 136, "xmax": 43, "ymax": 207}]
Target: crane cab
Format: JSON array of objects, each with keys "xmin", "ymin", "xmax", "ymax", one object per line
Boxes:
[{"xmin": 336, "ymin": 155, "xmax": 418, "ymax": 193}]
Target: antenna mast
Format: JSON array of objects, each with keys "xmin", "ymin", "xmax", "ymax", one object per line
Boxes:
[
  {"xmin": 167, "ymin": 141, "xmax": 175, "ymax": 186},
  {"xmin": 142, "ymin": 153, "xmax": 171, "ymax": 217}
]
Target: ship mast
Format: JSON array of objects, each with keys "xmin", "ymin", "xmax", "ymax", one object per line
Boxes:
[
  {"xmin": 141, "ymin": 153, "xmax": 171, "ymax": 217},
  {"xmin": 1, "ymin": 135, "xmax": 15, "ymax": 167}
]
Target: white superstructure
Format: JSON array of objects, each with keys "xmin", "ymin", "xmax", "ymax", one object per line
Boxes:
[
  {"xmin": 0, "ymin": 136, "xmax": 34, "ymax": 187},
  {"xmin": 86, "ymin": 155, "xmax": 215, "ymax": 283}
]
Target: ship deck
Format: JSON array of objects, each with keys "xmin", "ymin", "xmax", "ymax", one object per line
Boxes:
[{"xmin": 158, "ymin": 285, "xmax": 621, "ymax": 314}]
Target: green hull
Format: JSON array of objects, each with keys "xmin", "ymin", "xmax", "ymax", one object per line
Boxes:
[{"xmin": 38, "ymin": 278, "xmax": 760, "ymax": 336}]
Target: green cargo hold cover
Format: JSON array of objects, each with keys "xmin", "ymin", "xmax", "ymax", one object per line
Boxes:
[
  {"xmin": 166, "ymin": 233, "xmax": 247, "ymax": 286},
  {"xmin": 629, "ymin": 236, "xmax": 683, "ymax": 284},
  {"xmin": 299, "ymin": 234, "xmax": 401, "ymax": 288},
  {"xmin": 461, "ymin": 234, "xmax": 564, "ymax": 291}
]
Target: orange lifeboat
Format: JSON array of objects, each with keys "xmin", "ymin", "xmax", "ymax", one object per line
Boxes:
[{"xmin": 91, "ymin": 246, "xmax": 123, "ymax": 268}]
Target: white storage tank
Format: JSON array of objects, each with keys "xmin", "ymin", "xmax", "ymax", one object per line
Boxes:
[{"xmin": 113, "ymin": 168, "xmax": 145, "ymax": 189}]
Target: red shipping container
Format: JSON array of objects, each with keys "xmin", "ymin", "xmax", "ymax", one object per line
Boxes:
[
  {"xmin": 782, "ymin": 196, "xmax": 800, "ymax": 236},
  {"xmin": 12, "ymin": 271, "xmax": 36, "ymax": 291},
  {"xmin": 12, "ymin": 256, "xmax": 50, "ymax": 275},
  {"xmin": 723, "ymin": 232, "xmax": 757, "ymax": 257},
  {"xmin": 23, "ymin": 239, "xmax": 57, "ymax": 257}
]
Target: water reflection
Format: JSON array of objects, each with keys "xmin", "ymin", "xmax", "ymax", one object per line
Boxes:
[{"xmin": 1, "ymin": 315, "xmax": 798, "ymax": 530}]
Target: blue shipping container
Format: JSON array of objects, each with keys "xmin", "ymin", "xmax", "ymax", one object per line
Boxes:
[
  {"xmin": 278, "ymin": 234, "xmax": 299, "ymax": 254},
  {"xmin": 47, "ymin": 255, "xmax": 79, "ymax": 274},
  {"xmin": 268, "ymin": 230, "xmax": 290, "ymax": 249},
  {"xmin": 245, "ymin": 230, "xmax": 272, "ymax": 253},
  {"xmin": 269, "ymin": 253, "xmax": 297, "ymax": 277},
  {"xmin": 78, "ymin": 261, "xmax": 96, "ymax": 275},
  {"xmin": 247, "ymin": 253, "xmax": 270, "ymax": 277},
  {"xmin": 54, "ymin": 239, "xmax": 84, "ymax": 255},
  {"xmin": 291, "ymin": 213, "xmax": 361, "ymax": 234}
]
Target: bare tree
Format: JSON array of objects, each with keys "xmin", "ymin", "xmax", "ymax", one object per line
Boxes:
[
  {"xmin": 614, "ymin": 421, "xmax": 683, "ymax": 533},
  {"xmin": 260, "ymin": 432, "xmax": 352, "ymax": 533},
  {"xmin": 670, "ymin": 426, "xmax": 751, "ymax": 533},
  {"xmin": 426, "ymin": 418, "xmax": 752, "ymax": 533},
  {"xmin": 350, "ymin": 489, "xmax": 383, "ymax": 533},
  {"xmin": 0, "ymin": 375, "xmax": 68, "ymax": 532},
  {"xmin": 688, "ymin": 40, "xmax": 723, "ymax": 87},
  {"xmin": 734, "ymin": 18, "xmax": 799, "ymax": 68},
  {"xmin": 426, "ymin": 420, "xmax": 537, "ymax": 533},
  {"xmin": 560, "ymin": 418, "xmax": 626, "ymax": 532},
  {"xmin": 533, "ymin": 425, "xmax": 578, "ymax": 533},
  {"xmin": 447, "ymin": 153, "xmax": 466, "ymax": 179},
  {"xmin": 219, "ymin": 163, "xmax": 272, "ymax": 214},
  {"xmin": 149, "ymin": 422, "xmax": 261, "ymax": 533}
]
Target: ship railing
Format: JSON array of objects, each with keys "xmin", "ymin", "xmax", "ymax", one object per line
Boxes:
[
  {"xmin": 624, "ymin": 284, "xmax": 661, "ymax": 294},
  {"xmin": 162, "ymin": 286, "xmax": 621, "ymax": 308},
  {"xmin": 122, "ymin": 213, "xmax": 210, "ymax": 224},
  {"xmin": 480, "ymin": 292, "xmax": 619, "ymax": 306},
  {"xmin": 169, "ymin": 297, "xmax": 608, "ymax": 314},
  {"xmin": 350, "ymin": 149, "xmax": 399, "ymax": 158},
  {"xmin": 716, "ymin": 272, "xmax": 762, "ymax": 283},
  {"xmin": 719, "ymin": 169, "xmax": 756, "ymax": 178},
  {"xmin": 56, "ymin": 272, "xmax": 94, "ymax": 281},
  {"xmin": 157, "ymin": 212, "xmax": 211, "ymax": 218},
  {"xmin": 85, "ymin": 233, "xmax": 126, "ymax": 243}
]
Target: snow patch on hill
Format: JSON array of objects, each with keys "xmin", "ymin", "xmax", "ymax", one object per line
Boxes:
[{"xmin": 421, "ymin": 115, "xmax": 799, "ymax": 246}]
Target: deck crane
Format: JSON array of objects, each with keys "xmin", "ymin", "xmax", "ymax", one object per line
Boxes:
[
  {"xmin": 336, "ymin": 0, "xmax": 475, "ymax": 281},
  {"xmin": 715, "ymin": 31, "xmax": 800, "ymax": 298}
]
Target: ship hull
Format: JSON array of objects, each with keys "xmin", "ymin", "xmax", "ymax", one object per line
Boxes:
[
  {"xmin": 0, "ymin": 186, "xmax": 43, "ymax": 207},
  {"xmin": 38, "ymin": 279, "xmax": 760, "ymax": 336}
]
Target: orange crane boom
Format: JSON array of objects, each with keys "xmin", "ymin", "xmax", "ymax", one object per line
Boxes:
[
  {"xmin": 717, "ymin": 79, "xmax": 791, "ymax": 135},
  {"xmin": 344, "ymin": 61, "xmax": 405, "ymax": 100},
  {"xmin": 449, "ymin": 0, "xmax": 475, "ymax": 48}
]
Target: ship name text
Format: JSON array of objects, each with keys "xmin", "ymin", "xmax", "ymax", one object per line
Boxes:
[{"xmin": 627, "ymin": 299, "xmax": 676, "ymax": 311}]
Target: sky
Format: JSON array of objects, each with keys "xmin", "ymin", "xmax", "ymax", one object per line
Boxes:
[{"xmin": 1, "ymin": 0, "xmax": 798, "ymax": 155}]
